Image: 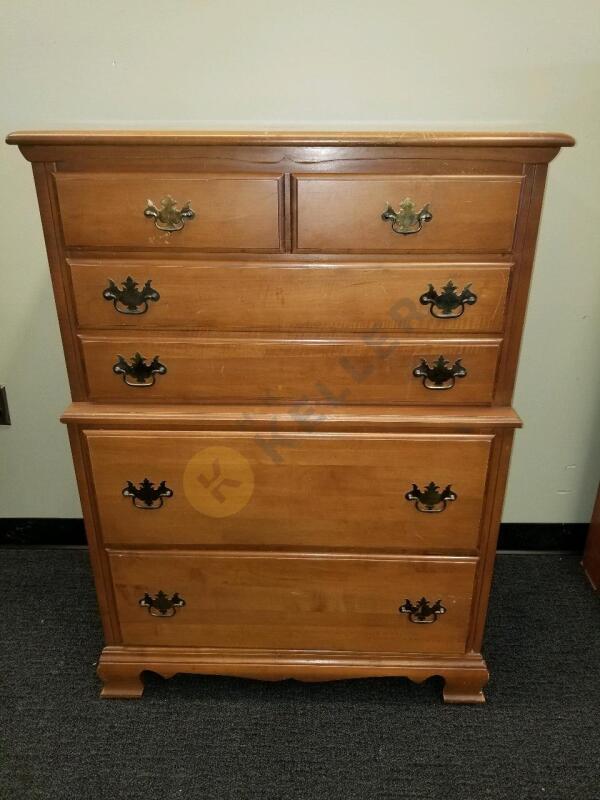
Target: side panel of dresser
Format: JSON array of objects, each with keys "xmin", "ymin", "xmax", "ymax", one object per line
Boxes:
[
  {"xmin": 493, "ymin": 163, "xmax": 548, "ymax": 404},
  {"xmin": 32, "ymin": 163, "xmax": 116, "ymax": 641},
  {"xmin": 31, "ymin": 162, "xmax": 88, "ymax": 400}
]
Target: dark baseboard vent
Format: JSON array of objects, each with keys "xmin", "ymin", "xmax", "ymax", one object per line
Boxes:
[{"xmin": 0, "ymin": 518, "xmax": 589, "ymax": 552}]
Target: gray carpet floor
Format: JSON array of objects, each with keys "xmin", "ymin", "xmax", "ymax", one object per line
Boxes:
[{"xmin": 0, "ymin": 549, "xmax": 599, "ymax": 800}]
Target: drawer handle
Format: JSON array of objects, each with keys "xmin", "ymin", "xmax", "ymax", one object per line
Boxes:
[
  {"xmin": 122, "ymin": 478, "xmax": 174, "ymax": 509},
  {"xmin": 413, "ymin": 356, "xmax": 466, "ymax": 390},
  {"xmin": 419, "ymin": 281, "xmax": 477, "ymax": 319},
  {"xmin": 405, "ymin": 482, "xmax": 457, "ymax": 513},
  {"xmin": 103, "ymin": 276, "xmax": 160, "ymax": 315},
  {"xmin": 144, "ymin": 195, "xmax": 195, "ymax": 232},
  {"xmin": 399, "ymin": 597, "xmax": 446, "ymax": 624},
  {"xmin": 139, "ymin": 591, "xmax": 185, "ymax": 617},
  {"xmin": 113, "ymin": 352, "xmax": 167, "ymax": 387},
  {"xmin": 381, "ymin": 198, "xmax": 432, "ymax": 235}
]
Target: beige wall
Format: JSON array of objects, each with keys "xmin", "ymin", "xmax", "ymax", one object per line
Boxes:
[{"xmin": 1, "ymin": 0, "xmax": 599, "ymax": 521}]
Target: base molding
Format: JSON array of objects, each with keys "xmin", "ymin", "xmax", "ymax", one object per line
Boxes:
[{"xmin": 97, "ymin": 646, "xmax": 488, "ymax": 704}]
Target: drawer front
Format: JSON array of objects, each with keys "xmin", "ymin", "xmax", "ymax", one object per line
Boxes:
[
  {"xmin": 109, "ymin": 551, "xmax": 477, "ymax": 653},
  {"xmin": 71, "ymin": 261, "xmax": 511, "ymax": 334},
  {"xmin": 86, "ymin": 431, "xmax": 491, "ymax": 550},
  {"xmin": 54, "ymin": 173, "xmax": 283, "ymax": 250},
  {"xmin": 295, "ymin": 175, "xmax": 522, "ymax": 253},
  {"xmin": 80, "ymin": 334, "xmax": 501, "ymax": 404}
]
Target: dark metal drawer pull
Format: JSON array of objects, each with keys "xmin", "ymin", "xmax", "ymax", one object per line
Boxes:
[
  {"xmin": 413, "ymin": 355, "xmax": 466, "ymax": 390},
  {"xmin": 113, "ymin": 352, "xmax": 167, "ymax": 387},
  {"xmin": 405, "ymin": 482, "xmax": 457, "ymax": 513},
  {"xmin": 144, "ymin": 195, "xmax": 195, "ymax": 232},
  {"xmin": 381, "ymin": 197, "xmax": 432, "ymax": 235},
  {"xmin": 419, "ymin": 281, "xmax": 477, "ymax": 319},
  {"xmin": 399, "ymin": 597, "xmax": 446, "ymax": 624},
  {"xmin": 122, "ymin": 478, "xmax": 174, "ymax": 509},
  {"xmin": 103, "ymin": 276, "xmax": 160, "ymax": 315},
  {"xmin": 139, "ymin": 591, "xmax": 185, "ymax": 618}
]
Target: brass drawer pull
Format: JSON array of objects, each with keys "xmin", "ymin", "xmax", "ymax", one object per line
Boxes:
[
  {"xmin": 139, "ymin": 591, "xmax": 185, "ymax": 617},
  {"xmin": 113, "ymin": 352, "xmax": 167, "ymax": 387},
  {"xmin": 144, "ymin": 195, "xmax": 195, "ymax": 232},
  {"xmin": 103, "ymin": 276, "xmax": 160, "ymax": 315},
  {"xmin": 413, "ymin": 355, "xmax": 466, "ymax": 390},
  {"xmin": 123, "ymin": 478, "xmax": 174, "ymax": 509},
  {"xmin": 399, "ymin": 597, "xmax": 446, "ymax": 624},
  {"xmin": 419, "ymin": 281, "xmax": 477, "ymax": 319},
  {"xmin": 381, "ymin": 197, "xmax": 432, "ymax": 235},
  {"xmin": 405, "ymin": 482, "xmax": 457, "ymax": 513}
]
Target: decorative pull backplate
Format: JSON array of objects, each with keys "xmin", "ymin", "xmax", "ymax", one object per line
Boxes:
[
  {"xmin": 123, "ymin": 478, "xmax": 174, "ymax": 509},
  {"xmin": 381, "ymin": 198, "xmax": 432, "ymax": 235},
  {"xmin": 399, "ymin": 597, "xmax": 446, "ymax": 624},
  {"xmin": 413, "ymin": 355, "xmax": 467, "ymax": 390},
  {"xmin": 113, "ymin": 352, "xmax": 167, "ymax": 387},
  {"xmin": 405, "ymin": 482, "xmax": 457, "ymax": 513},
  {"xmin": 103, "ymin": 276, "xmax": 160, "ymax": 315},
  {"xmin": 419, "ymin": 281, "xmax": 477, "ymax": 319},
  {"xmin": 139, "ymin": 591, "xmax": 185, "ymax": 617},
  {"xmin": 144, "ymin": 195, "xmax": 195, "ymax": 232}
]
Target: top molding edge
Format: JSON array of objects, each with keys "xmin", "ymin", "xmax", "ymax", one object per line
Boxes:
[{"xmin": 5, "ymin": 129, "xmax": 576, "ymax": 148}]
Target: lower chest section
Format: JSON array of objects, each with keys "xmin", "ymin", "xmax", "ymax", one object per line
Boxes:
[{"xmin": 77, "ymin": 423, "xmax": 509, "ymax": 660}]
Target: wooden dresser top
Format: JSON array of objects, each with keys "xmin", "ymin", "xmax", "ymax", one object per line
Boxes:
[{"xmin": 7, "ymin": 129, "xmax": 575, "ymax": 148}]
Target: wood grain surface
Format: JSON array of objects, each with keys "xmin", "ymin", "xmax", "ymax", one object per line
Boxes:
[
  {"xmin": 70, "ymin": 260, "xmax": 511, "ymax": 333},
  {"xmin": 85, "ymin": 430, "xmax": 492, "ymax": 551},
  {"xmin": 79, "ymin": 332, "xmax": 502, "ymax": 404},
  {"xmin": 108, "ymin": 550, "xmax": 478, "ymax": 653}
]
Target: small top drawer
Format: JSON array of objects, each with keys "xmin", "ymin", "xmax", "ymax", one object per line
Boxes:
[
  {"xmin": 54, "ymin": 172, "xmax": 283, "ymax": 251},
  {"xmin": 294, "ymin": 174, "xmax": 522, "ymax": 253}
]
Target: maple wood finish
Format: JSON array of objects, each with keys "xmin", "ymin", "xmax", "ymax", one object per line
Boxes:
[
  {"xmin": 80, "ymin": 333, "xmax": 502, "ymax": 405},
  {"xmin": 110, "ymin": 551, "xmax": 477, "ymax": 652},
  {"xmin": 70, "ymin": 261, "xmax": 511, "ymax": 333},
  {"xmin": 294, "ymin": 175, "xmax": 522, "ymax": 253},
  {"xmin": 61, "ymin": 402, "xmax": 523, "ymax": 430},
  {"xmin": 86, "ymin": 431, "xmax": 492, "ymax": 551},
  {"xmin": 8, "ymin": 129, "xmax": 573, "ymax": 703},
  {"xmin": 55, "ymin": 173, "xmax": 284, "ymax": 251}
]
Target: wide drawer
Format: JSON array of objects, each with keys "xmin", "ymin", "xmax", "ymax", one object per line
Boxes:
[
  {"xmin": 71, "ymin": 260, "xmax": 511, "ymax": 334},
  {"xmin": 85, "ymin": 431, "xmax": 491, "ymax": 551},
  {"xmin": 79, "ymin": 333, "xmax": 501, "ymax": 404},
  {"xmin": 54, "ymin": 173, "xmax": 283, "ymax": 250},
  {"xmin": 294, "ymin": 174, "xmax": 522, "ymax": 253},
  {"xmin": 108, "ymin": 551, "xmax": 477, "ymax": 653}
]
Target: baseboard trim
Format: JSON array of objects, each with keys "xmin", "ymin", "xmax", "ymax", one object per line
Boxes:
[
  {"xmin": 0, "ymin": 518, "xmax": 87, "ymax": 546},
  {"xmin": 497, "ymin": 523, "xmax": 587, "ymax": 552},
  {"xmin": 0, "ymin": 518, "xmax": 588, "ymax": 552}
]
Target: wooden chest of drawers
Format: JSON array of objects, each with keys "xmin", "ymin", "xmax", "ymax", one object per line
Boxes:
[{"xmin": 8, "ymin": 129, "xmax": 573, "ymax": 702}]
